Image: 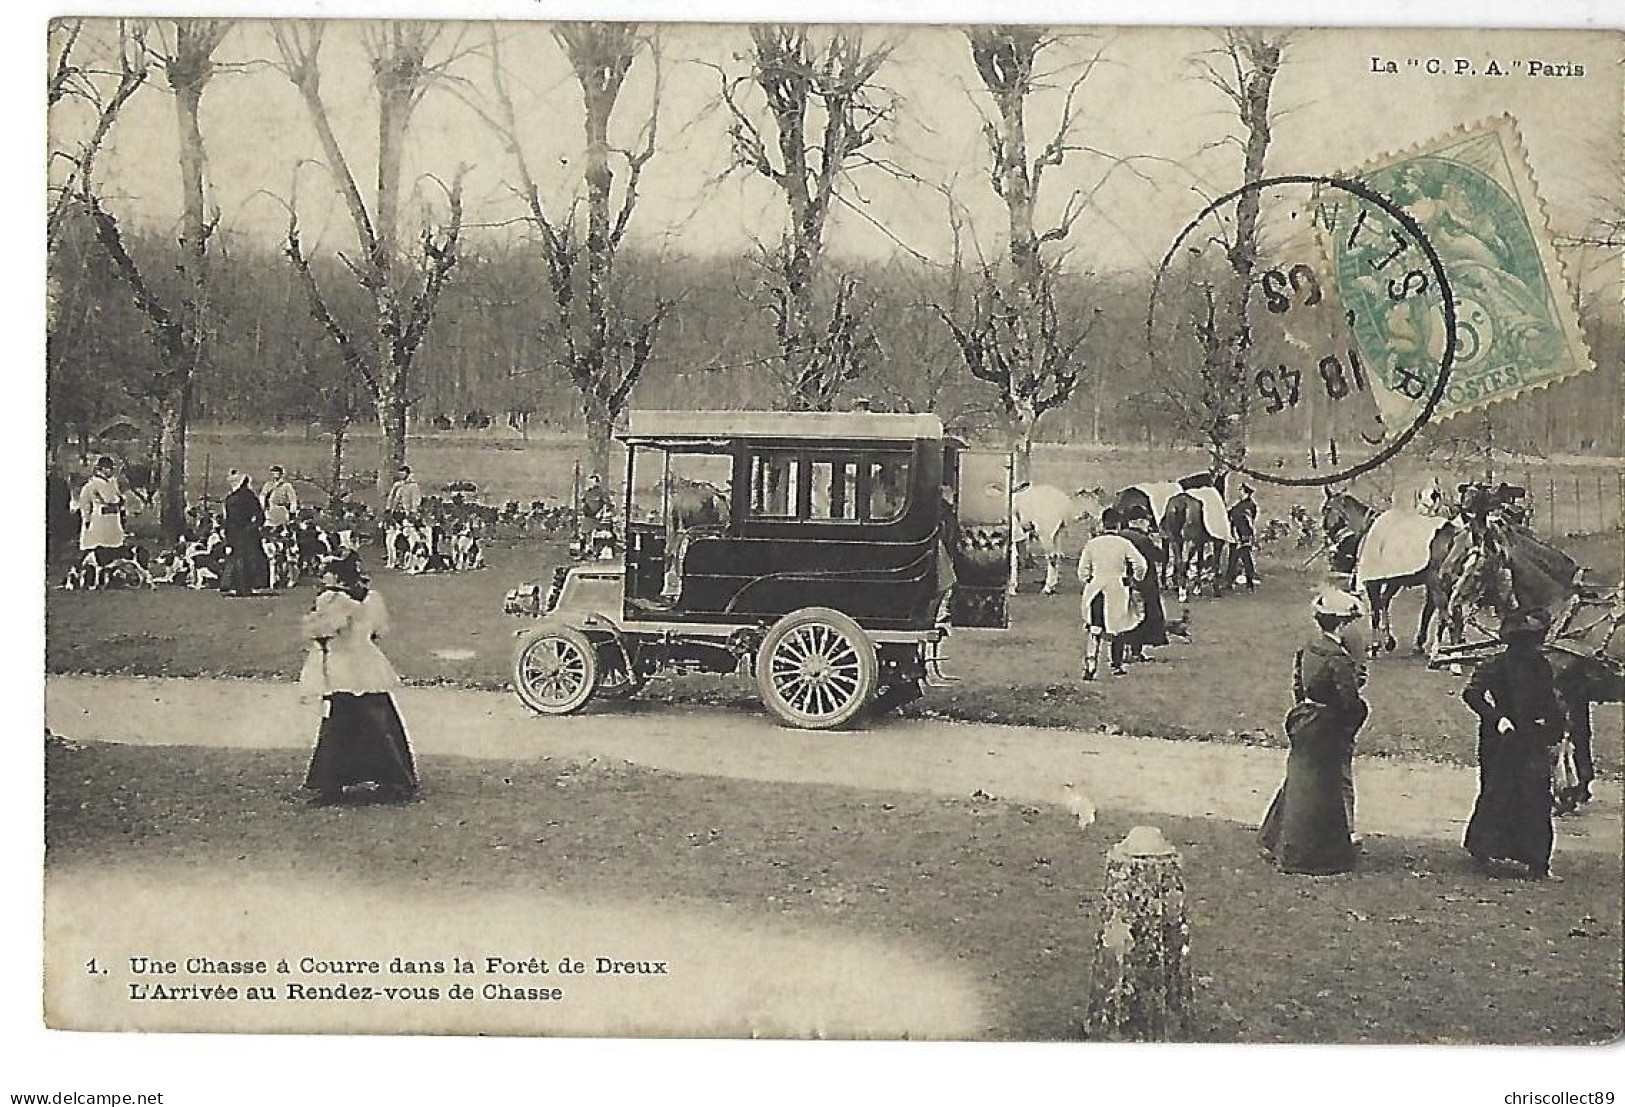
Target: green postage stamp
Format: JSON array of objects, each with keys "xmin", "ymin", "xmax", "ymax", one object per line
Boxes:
[{"xmin": 1323, "ymin": 115, "xmax": 1595, "ymax": 433}]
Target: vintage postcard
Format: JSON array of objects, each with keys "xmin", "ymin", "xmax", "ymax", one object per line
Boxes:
[{"xmin": 37, "ymin": 9, "xmax": 1624, "ymax": 1071}]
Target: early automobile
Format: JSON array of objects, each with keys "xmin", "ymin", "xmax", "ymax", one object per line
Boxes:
[{"xmin": 504, "ymin": 409, "xmax": 1012, "ymax": 729}]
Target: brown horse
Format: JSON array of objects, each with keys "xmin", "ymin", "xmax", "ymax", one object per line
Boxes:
[
  {"xmin": 1321, "ymin": 490, "xmax": 1456, "ymax": 656},
  {"xmin": 1427, "ymin": 519, "xmax": 1580, "ymax": 653},
  {"xmin": 668, "ymin": 478, "xmax": 728, "ymax": 530},
  {"xmin": 661, "ymin": 479, "xmax": 729, "ymax": 598},
  {"xmin": 1161, "ymin": 490, "xmax": 1227, "ymax": 601},
  {"xmin": 1115, "ymin": 474, "xmax": 1227, "ymax": 600}
]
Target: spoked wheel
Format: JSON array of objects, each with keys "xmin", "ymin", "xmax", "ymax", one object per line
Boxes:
[
  {"xmin": 512, "ymin": 627, "xmax": 599, "ymax": 715},
  {"xmin": 755, "ymin": 608, "xmax": 877, "ymax": 729}
]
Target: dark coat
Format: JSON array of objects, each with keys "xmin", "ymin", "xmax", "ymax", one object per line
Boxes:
[
  {"xmin": 1462, "ymin": 646, "xmax": 1561, "ymax": 873},
  {"xmin": 1229, "ymin": 497, "xmax": 1258, "ymax": 543},
  {"xmin": 222, "ymin": 485, "xmax": 269, "ymax": 593},
  {"xmin": 1120, "ymin": 529, "xmax": 1168, "ymax": 648},
  {"xmin": 224, "ymin": 484, "xmax": 265, "ymax": 537},
  {"xmin": 1259, "ymin": 633, "xmax": 1369, "ymax": 874},
  {"xmin": 47, "ymin": 470, "xmax": 76, "ymax": 547},
  {"xmin": 580, "ymin": 484, "xmax": 611, "ymax": 520}
]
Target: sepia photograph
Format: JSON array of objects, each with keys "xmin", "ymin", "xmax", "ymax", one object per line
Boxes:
[{"xmin": 21, "ymin": 0, "xmax": 1625, "ymax": 1099}]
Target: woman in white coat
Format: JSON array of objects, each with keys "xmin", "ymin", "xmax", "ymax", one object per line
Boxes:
[
  {"xmin": 300, "ymin": 552, "xmax": 418, "ymax": 804},
  {"xmin": 1077, "ymin": 508, "xmax": 1148, "ymax": 679},
  {"xmin": 76, "ymin": 456, "xmax": 128, "ymax": 568}
]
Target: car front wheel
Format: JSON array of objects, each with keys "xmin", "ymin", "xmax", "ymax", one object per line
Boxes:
[{"xmin": 512, "ymin": 626, "xmax": 599, "ymax": 715}]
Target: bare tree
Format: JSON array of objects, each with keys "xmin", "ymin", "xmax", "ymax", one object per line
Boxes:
[
  {"xmin": 936, "ymin": 27, "xmax": 1108, "ymax": 476},
  {"xmin": 68, "ymin": 20, "xmax": 231, "ymax": 536},
  {"xmin": 47, "ymin": 20, "xmax": 148, "ymax": 460},
  {"xmin": 1183, "ymin": 28, "xmax": 1289, "ymax": 466},
  {"xmin": 47, "ymin": 20, "xmax": 149, "ymax": 250},
  {"xmin": 863, "ymin": 188, "xmax": 993, "ymax": 429},
  {"xmin": 717, "ymin": 26, "xmax": 898, "ymax": 410},
  {"xmin": 288, "ymin": 334, "xmax": 369, "ymax": 500},
  {"xmin": 469, "ymin": 23, "xmax": 669, "ymax": 479},
  {"xmin": 274, "ymin": 22, "xmax": 469, "ymax": 498},
  {"xmin": 1559, "ymin": 149, "xmax": 1625, "ymax": 253}
]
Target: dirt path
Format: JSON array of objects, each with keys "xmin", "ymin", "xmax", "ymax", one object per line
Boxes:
[{"xmin": 45, "ymin": 675, "xmax": 1621, "ymax": 856}]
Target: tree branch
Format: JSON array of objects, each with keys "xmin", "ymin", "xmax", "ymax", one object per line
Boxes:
[
  {"xmin": 398, "ymin": 168, "xmax": 467, "ymax": 363},
  {"xmin": 48, "ymin": 21, "xmax": 149, "ymax": 248},
  {"xmin": 271, "ymin": 23, "xmax": 379, "ymax": 260},
  {"xmin": 284, "ymin": 212, "xmax": 381, "ymax": 398}
]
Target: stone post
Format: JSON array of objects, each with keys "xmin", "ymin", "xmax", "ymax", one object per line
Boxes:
[{"xmin": 1084, "ymin": 825, "xmax": 1195, "ymax": 1041}]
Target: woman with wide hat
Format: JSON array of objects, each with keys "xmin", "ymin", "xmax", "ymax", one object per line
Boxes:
[
  {"xmin": 300, "ymin": 552, "xmax": 418, "ymax": 804},
  {"xmin": 1462, "ymin": 608, "xmax": 1562, "ymax": 879},
  {"xmin": 1259, "ymin": 587, "xmax": 1369, "ymax": 874}
]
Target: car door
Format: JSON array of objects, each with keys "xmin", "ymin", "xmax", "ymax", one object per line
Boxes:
[{"xmin": 947, "ymin": 448, "xmax": 1012, "ymax": 629}]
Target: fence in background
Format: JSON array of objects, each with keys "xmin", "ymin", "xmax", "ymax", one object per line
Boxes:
[{"xmin": 1455, "ymin": 468, "xmax": 1625, "ymax": 538}]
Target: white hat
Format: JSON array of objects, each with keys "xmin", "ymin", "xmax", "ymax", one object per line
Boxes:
[{"xmin": 1312, "ymin": 588, "xmax": 1363, "ymax": 618}]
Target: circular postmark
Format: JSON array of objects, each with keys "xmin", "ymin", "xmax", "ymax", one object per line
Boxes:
[{"xmin": 1147, "ymin": 174, "xmax": 1457, "ymax": 487}]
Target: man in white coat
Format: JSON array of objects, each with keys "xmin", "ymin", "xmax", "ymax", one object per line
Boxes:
[
  {"xmin": 385, "ymin": 465, "xmax": 424, "ymax": 520},
  {"xmin": 1077, "ymin": 507, "xmax": 1148, "ymax": 679},
  {"xmin": 262, "ymin": 465, "xmax": 299, "ymax": 527}
]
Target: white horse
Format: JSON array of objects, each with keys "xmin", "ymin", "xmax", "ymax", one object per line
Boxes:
[{"xmin": 1010, "ymin": 484, "xmax": 1104, "ymax": 595}]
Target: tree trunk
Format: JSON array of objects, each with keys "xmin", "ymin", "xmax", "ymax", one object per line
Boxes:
[
  {"xmin": 370, "ymin": 71, "xmax": 414, "ymax": 501},
  {"xmin": 583, "ymin": 391, "xmax": 614, "ymax": 484},
  {"xmin": 375, "ymin": 82, "xmax": 412, "ymax": 294},
  {"xmin": 1084, "ymin": 826, "xmax": 1196, "ymax": 1042},
  {"xmin": 376, "ymin": 396, "xmax": 407, "ymax": 500},
  {"xmin": 157, "ymin": 392, "xmax": 188, "ymax": 537},
  {"xmin": 329, "ymin": 418, "xmax": 347, "ymax": 504},
  {"xmin": 1016, "ymin": 427, "xmax": 1036, "ymax": 487},
  {"xmin": 166, "ymin": 49, "xmax": 210, "ymax": 541},
  {"xmin": 1217, "ymin": 35, "xmax": 1281, "ymax": 469},
  {"xmin": 1014, "ymin": 403, "xmax": 1038, "ymax": 487}
]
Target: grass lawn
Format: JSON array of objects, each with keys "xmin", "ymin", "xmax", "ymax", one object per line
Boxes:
[
  {"xmin": 44, "ymin": 530, "xmax": 1624, "ymax": 774},
  {"xmin": 45, "ymin": 736, "xmax": 1623, "ymax": 1043}
]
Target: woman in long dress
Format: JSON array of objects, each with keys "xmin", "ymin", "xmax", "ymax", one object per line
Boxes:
[
  {"xmin": 76, "ymin": 456, "xmax": 128, "ymax": 574},
  {"xmin": 221, "ymin": 472, "xmax": 270, "ymax": 596},
  {"xmin": 301, "ymin": 553, "xmax": 418, "ymax": 805},
  {"xmin": 1259, "ymin": 589, "xmax": 1369, "ymax": 875},
  {"xmin": 1119, "ymin": 510, "xmax": 1168, "ymax": 663},
  {"xmin": 1462, "ymin": 609, "xmax": 1562, "ymax": 880}
]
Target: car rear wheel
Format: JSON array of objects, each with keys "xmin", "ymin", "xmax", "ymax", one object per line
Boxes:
[
  {"xmin": 513, "ymin": 627, "xmax": 599, "ymax": 715},
  {"xmin": 755, "ymin": 608, "xmax": 877, "ymax": 729}
]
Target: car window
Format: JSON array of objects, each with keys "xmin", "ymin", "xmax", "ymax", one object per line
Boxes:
[
  {"xmin": 747, "ymin": 449, "xmax": 910, "ymax": 523},
  {"xmin": 810, "ymin": 458, "xmax": 859, "ymax": 520},
  {"xmin": 748, "ymin": 451, "xmax": 802, "ymax": 518},
  {"xmin": 868, "ymin": 457, "xmax": 909, "ymax": 522}
]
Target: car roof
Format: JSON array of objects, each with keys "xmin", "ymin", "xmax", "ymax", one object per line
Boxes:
[{"xmin": 618, "ymin": 409, "xmax": 947, "ymax": 444}]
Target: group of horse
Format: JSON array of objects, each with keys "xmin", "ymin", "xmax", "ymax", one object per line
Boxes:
[
  {"xmin": 1008, "ymin": 472, "xmax": 1620, "ymax": 813},
  {"xmin": 1319, "ymin": 484, "xmax": 1623, "ymax": 805},
  {"xmin": 1321, "ymin": 485, "xmax": 1597, "ymax": 660},
  {"xmin": 1010, "ymin": 474, "xmax": 1241, "ymax": 601}
]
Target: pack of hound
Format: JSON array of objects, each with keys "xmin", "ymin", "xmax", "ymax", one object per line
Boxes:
[
  {"xmin": 69, "ymin": 510, "xmax": 358, "ymax": 592},
  {"xmin": 62, "ymin": 545, "xmax": 158, "ymax": 590},
  {"xmin": 383, "ymin": 513, "xmax": 486, "ymax": 574}
]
